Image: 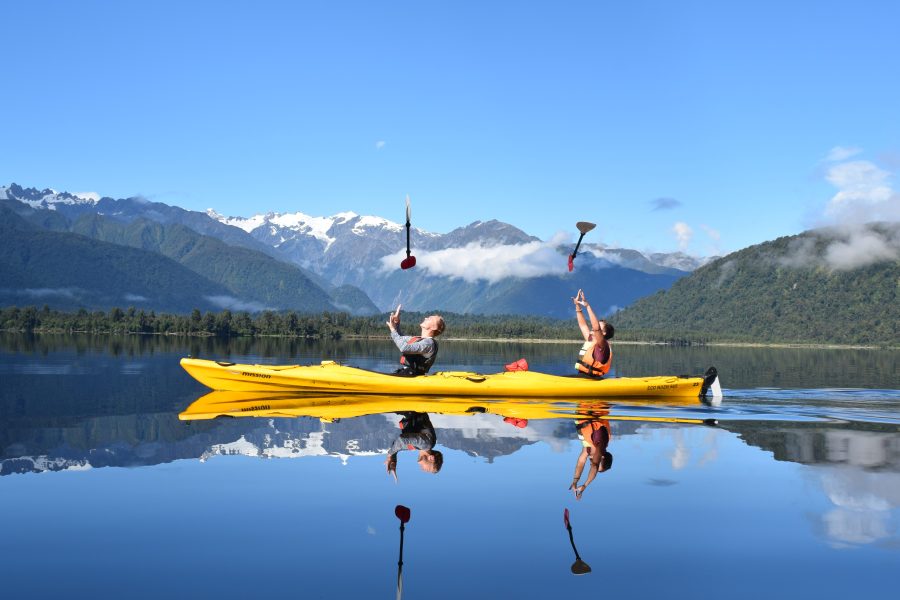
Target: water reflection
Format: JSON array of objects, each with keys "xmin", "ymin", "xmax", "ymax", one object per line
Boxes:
[
  {"xmin": 386, "ymin": 412, "xmax": 443, "ymax": 479},
  {"xmin": 2, "ymin": 333, "xmax": 900, "ymax": 597}
]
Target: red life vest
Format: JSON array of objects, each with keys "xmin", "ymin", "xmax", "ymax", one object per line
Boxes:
[{"xmin": 575, "ymin": 336, "xmax": 611, "ymax": 377}]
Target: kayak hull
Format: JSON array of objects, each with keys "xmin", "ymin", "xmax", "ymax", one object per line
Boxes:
[{"xmin": 180, "ymin": 358, "xmax": 716, "ymax": 400}]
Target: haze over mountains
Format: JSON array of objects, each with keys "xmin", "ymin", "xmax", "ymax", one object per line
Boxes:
[{"xmin": 1, "ymin": 183, "xmax": 705, "ymax": 318}]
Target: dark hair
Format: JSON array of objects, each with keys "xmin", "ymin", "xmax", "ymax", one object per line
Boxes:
[
  {"xmin": 602, "ymin": 321, "xmax": 615, "ymax": 340},
  {"xmin": 600, "ymin": 451, "xmax": 614, "ymax": 472}
]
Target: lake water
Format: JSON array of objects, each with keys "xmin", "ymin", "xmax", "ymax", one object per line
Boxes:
[{"xmin": 1, "ymin": 333, "xmax": 899, "ymax": 599}]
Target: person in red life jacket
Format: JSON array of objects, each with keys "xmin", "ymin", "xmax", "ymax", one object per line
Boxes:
[
  {"xmin": 384, "ymin": 412, "xmax": 444, "ymax": 479},
  {"xmin": 572, "ymin": 289, "xmax": 615, "ymax": 377},
  {"xmin": 386, "ymin": 304, "xmax": 445, "ymax": 377},
  {"xmin": 569, "ymin": 406, "xmax": 614, "ymax": 500}
]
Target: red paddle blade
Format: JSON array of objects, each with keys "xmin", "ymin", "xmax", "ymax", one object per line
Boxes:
[
  {"xmin": 568, "ymin": 254, "xmax": 574, "ymax": 272},
  {"xmin": 400, "ymin": 256, "xmax": 416, "ymax": 270},
  {"xmin": 564, "ymin": 508, "xmax": 570, "ymax": 528},
  {"xmin": 395, "ymin": 505, "xmax": 411, "ymax": 523}
]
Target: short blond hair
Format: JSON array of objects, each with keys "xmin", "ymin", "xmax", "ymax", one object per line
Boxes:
[{"xmin": 432, "ymin": 315, "xmax": 445, "ymax": 336}]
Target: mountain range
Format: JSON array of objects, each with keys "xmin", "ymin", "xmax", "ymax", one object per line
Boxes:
[{"xmin": 1, "ymin": 183, "xmax": 703, "ymax": 317}]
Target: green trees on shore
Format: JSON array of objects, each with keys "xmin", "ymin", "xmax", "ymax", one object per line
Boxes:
[{"xmin": 0, "ymin": 305, "xmax": 577, "ymax": 340}]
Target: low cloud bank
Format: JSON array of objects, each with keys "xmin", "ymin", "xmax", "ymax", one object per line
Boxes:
[
  {"xmin": 13, "ymin": 287, "xmax": 80, "ymax": 299},
  {"xmin": 778, "ymin": 223, "xmax": 900, "ymax": 271},
  {"xmin": 379, "ymin": 232, "xmax": 572, "ymax": 283},
  {"xmin": 205, "ymin": 295, "xmax": 272, "ymax": 313}
]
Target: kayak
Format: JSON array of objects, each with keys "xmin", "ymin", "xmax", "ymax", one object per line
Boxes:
[
  {"xmin": 180, "ymin": 358, "xmax": 721, "ymax": 400},
  {"xmin": 179, "ymin": 391, "xmax": 719, "ymax": 423}
]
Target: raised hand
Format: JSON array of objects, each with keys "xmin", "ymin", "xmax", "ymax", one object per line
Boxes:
[{"xmin": 387, "ymin": 304, "xmax": 402, "ymax": 328}]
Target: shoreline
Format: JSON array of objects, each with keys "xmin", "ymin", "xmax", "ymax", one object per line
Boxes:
[{"xmin": 3, "ymin": 329, "xmax": 894, "ymax": 351}]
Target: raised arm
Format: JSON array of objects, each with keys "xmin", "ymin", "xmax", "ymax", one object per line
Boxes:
[
  {"xmin": 573, "ymin": 289, "xmax": 590, "ymax": 340},
  {"xmin": 584, "ymin": 301, "xmax": 601, "ymax": 336}
]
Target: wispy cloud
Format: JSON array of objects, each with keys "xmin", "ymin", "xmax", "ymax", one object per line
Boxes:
[
  {"xmin": 825, "ymin": 146, "xmax": 862, "ymax": 162},
  {"xmin": 379, "ymin": 232, "xmax": 571, "ymax": 283},
  {"xmin": 672, "ymin": 221, "xmax": 693, "ymax": 251},
  {"xmin": 16, "ymin": 287, "xmax": 79, "ymax": 299},
  {"xmin": 123, "ymin": 293, "xmax": 148, "ymax": 302},
  {"xmin": 650, "ymin": 197, "xmax": 681, "ymax": 211},
  {"xmin": 204, "ymin": 295, "xmax": 272, "ymax": 312},
  {"xmin": 375, "ymin": 140, "xmax": 386, "ymax": 150}
]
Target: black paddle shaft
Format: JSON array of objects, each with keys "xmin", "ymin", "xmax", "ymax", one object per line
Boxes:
[
  {"xmin": 566, "ymin": 524, "xmax": 581, "ymax": 560},
  {"xmin": 405, "ymin": 221, "xmax": 412, "ymax": 258},
  {"xmin": 571, "ymin": 232, "xmax": 587, "ymax": 259}
]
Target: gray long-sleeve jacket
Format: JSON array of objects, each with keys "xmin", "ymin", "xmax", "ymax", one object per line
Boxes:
[{"xmin": 390, "ymin": 328, "xmax": 438, "ymax": 374}]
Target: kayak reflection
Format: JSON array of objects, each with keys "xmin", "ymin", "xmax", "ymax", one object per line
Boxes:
[{"xmin": 178, "ymin": 391, "xmax": 712, "ymax": 423}]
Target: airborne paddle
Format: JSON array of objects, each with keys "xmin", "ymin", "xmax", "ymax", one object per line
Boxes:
[
  {"xmin": 401, "ymin": 195, "xmax": 416, "ymax": 269},
  {"xmin": 568, "ymin": 221, "xmax": 596, "ymax": 272},
  {"xmin": 396, "ymin": 505, "xmax": 411, "ymax": 600},
  {"xmin": 564, "ymin": 508, "xmax": 591, "ymax": 575}
]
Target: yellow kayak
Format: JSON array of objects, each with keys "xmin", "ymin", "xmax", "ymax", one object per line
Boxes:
[
  {"xmin": 179, "ymin": 391, "xmax": 717, "ymax": 424},
  {"xmin": 180, "ymin": 358, "xmax": 721, "ymax": 400}
]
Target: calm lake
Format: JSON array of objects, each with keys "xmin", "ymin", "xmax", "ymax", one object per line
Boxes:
[{"xmin": 1, "ymin": 333, "xmax": 899, "ymax": 599}]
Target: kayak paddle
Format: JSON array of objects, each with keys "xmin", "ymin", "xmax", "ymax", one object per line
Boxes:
[
  {"xmin": 564, "ymin": 508, "xmax": 591, "ymax": 575},
  {"xmin": 396, "ymin": 505, "xmax": 411, "ymax": 600},
  {"xmin": 568, "ymin": 221, "xmax": 596, "ymax": 272},
  {"xmin": 401, "ymin": 195, "xmax": 416, "ymax": 269}
]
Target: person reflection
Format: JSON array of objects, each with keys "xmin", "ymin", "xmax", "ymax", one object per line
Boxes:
[
  {"xmin": 385, "ymin": 412, "xmax": 444, "ymax": 479},
  {"xmin": 569, "ymin": 410, "xmax": 613, "ymax": 500}
]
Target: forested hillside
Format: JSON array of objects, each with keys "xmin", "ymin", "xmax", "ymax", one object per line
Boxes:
[{"xmin": 615, "ymin": 223, "xmax": 899, "ymax": 345}]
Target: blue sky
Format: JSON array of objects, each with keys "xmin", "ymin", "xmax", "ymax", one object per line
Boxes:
[{"xmin": 2, "ymin": 1, "xmax": 898, "ymax": 256}]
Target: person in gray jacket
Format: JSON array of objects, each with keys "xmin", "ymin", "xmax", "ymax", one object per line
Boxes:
[
  {"xmin": 386, "ymin": 304, "xmax": 445, "ymax": 376},
  {"xmin": 384, "ymin": 412, "xmax": 444, "ymax": 479}
]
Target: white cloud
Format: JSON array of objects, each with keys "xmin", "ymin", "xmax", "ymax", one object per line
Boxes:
[
  {"xmin": 375, "ymin": 140, "xmax": 386, "ymax": 150},
  {"xmin": 823, "ymin": 226, "xmax": 900, "ymax": 270},
  {"xmin": 672, "ymin": 221, "xmax": 693, "ymax": 251},
  {"xmin": 204, "ymin": 295, "xmax": 272, "ymax": 312},
  {"xmin": 379, "ymin": 232, "xmax": 572, "ymax": 283},
  {"xmin": 123, "ymin": 293, "xmax": 148, "ymax": 302},
  {"xmin": 825, "ymin": 146, "xmax": 862, "ymax": 162},
  {"xmin": 824, "ymin": 159, "xmax": 900, "ymax": 222}
]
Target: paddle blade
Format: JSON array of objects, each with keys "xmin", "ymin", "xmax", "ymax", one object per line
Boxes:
[
  {"xmin": 568, "ymin": 254, "xmax": 574, "ymax": 272},
  {"xmin": 395, "ymin": 504, "xmax": 411, "ymax": 523},
  {"xmin": 576, "ymin": 221, "xmax": 596, "ymax": 235},
  {"xmin": 405, "ymin": 195, "xmax": 411, "ymax": 222},
  {"xmin": 400, "ymin": 255, "xmax": 416, "ymax": 270},
  {"xmin": 571, "ymin": 559, "xmax": 592, "ymax": 575},
  {"xmin": 564, "ymin": 508, "xmax": 570, "ymax": 528}
]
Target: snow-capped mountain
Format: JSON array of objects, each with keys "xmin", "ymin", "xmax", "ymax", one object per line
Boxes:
[
  {"xmin": 3, "ymin": 182, "xmax": 707, "ymax": 316},
  {"xmin": 0, "ymin": 183, "xmax": 98, "ymax": 210}
]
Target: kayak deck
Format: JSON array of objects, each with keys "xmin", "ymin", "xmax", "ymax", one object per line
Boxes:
[{"xmin": 180, "ymin": 358, "xmax": 721, "ymax": 400}]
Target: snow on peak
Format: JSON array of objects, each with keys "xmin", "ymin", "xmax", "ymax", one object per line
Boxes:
[{"xmin": 353, "ymin": 215, "xmax": 403, "ymax": 234}]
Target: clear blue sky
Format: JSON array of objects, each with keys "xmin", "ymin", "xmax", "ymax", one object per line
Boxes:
[{"xmin": 2, "ymin": 1, "xmax": 898, "ymax": 256}]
